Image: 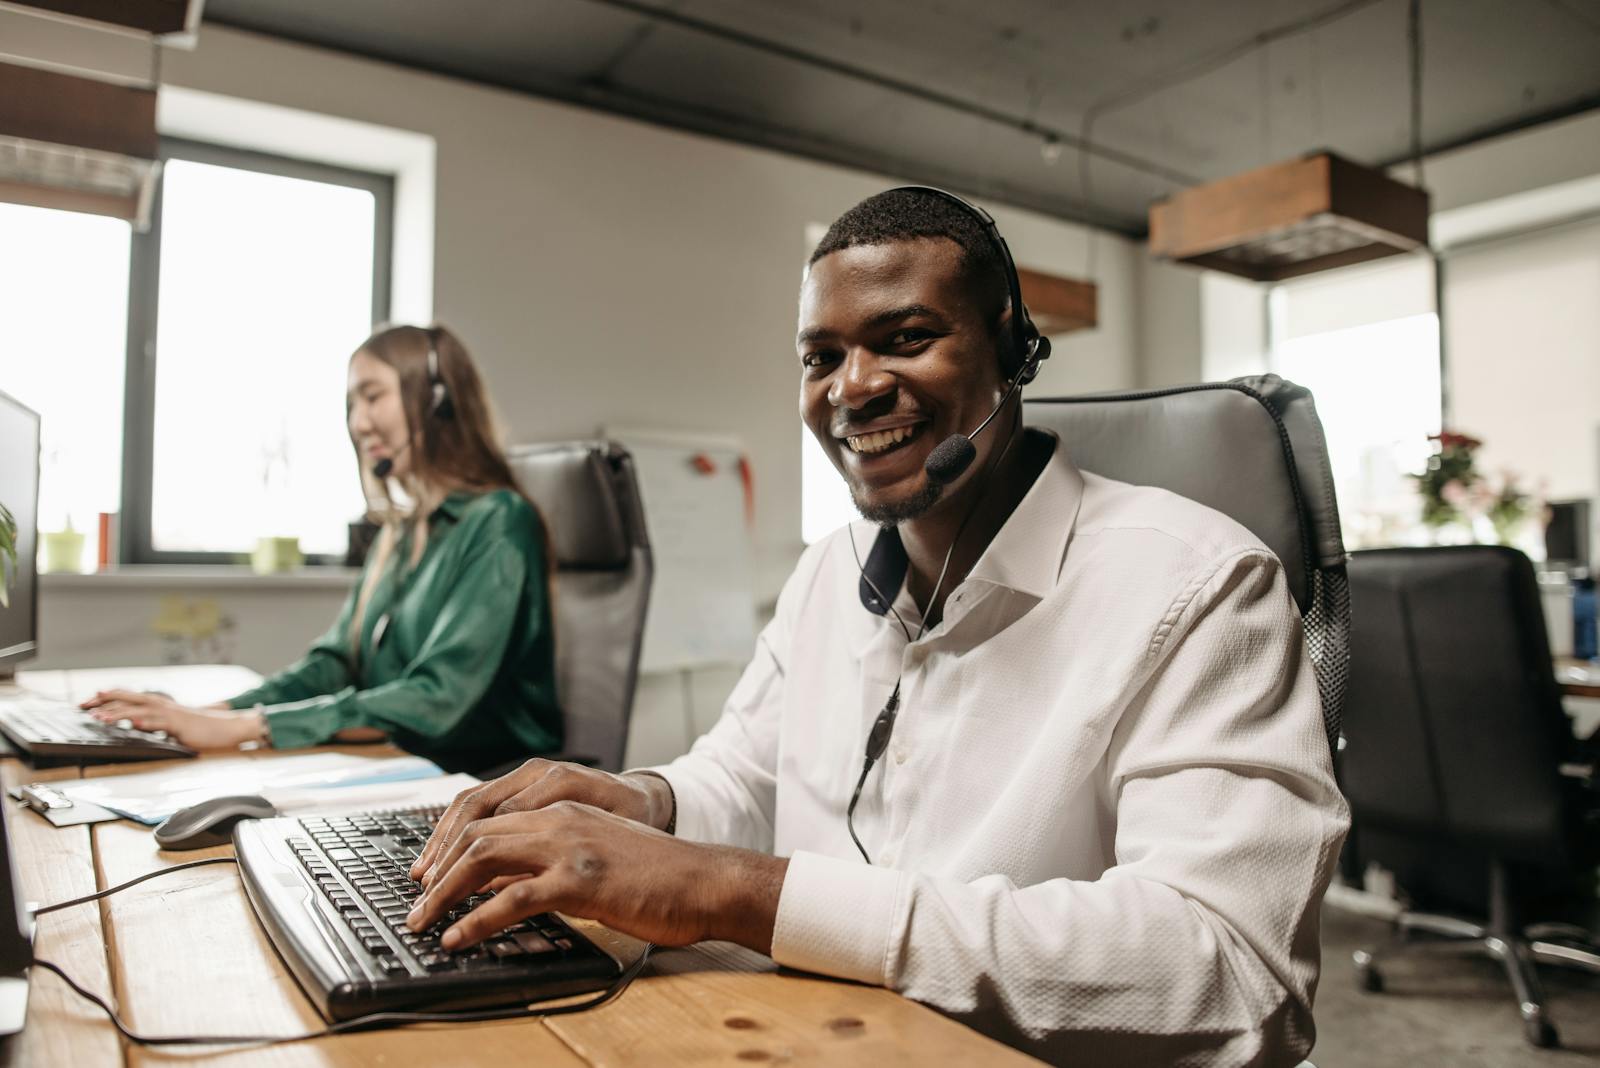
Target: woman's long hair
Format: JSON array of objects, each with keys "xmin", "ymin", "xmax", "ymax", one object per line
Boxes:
[{"xmin": 346, "ymin": 324, "xmax": 552, "ymax": 661}]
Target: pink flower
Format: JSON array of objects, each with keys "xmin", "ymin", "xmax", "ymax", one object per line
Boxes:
[{"xmin": 1440, "ymin": 480, "xmax": 1470, "ymax": 507}]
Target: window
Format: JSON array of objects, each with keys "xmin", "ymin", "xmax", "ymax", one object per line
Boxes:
[
  {"xmin": 0, "ymin": 203, "xmax": 131, "ymax": 567},
  {"xmin": 801, "ymin": 427, "xmax": 859, "ymax": 544},
  {"xmin": 125, "ymin": 140, "xmax": 392, "ymax": 562},
  {"xmin": 1270, "ymin": 258, "xmax": 1442, "ymax": 548},
  {"xmin": 0, "ymin": 141, "xmax": 391, "ymax": 569}
]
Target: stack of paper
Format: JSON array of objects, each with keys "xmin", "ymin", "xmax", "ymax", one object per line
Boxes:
[{"xmin": 55, "ymin": 753, "xmax": 458, "ymax": 825}]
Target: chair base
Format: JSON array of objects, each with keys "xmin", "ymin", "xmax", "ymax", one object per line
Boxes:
[{"xmin": 1351, "ymin": 868, "xmax": 1600, "ymax": 1049}]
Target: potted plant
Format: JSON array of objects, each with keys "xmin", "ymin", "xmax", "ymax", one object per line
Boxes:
[{"xmin": 1411, "ymin": 431, "xmax": 1546, "ymax": 550}]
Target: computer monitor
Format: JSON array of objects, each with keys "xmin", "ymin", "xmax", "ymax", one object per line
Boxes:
[
  {"xmin": 1545, "ymin": 499, "xmax": 1592, "ymax": 573},
  {"xmin": 0, "ymin": 790, "xmax": 30, "ymax": 1033},
  {"xmin": 0, "ymin": 390, "xmax": 40, "ymax": 677}
]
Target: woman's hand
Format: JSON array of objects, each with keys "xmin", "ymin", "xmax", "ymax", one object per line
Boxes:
[
  {"xmin": 410, "ymin": 758, "xmax": 672, "ymax": 885},
  {"xmin": 82, "ymin": 690, "xmax": 263, "ymax": 750}
]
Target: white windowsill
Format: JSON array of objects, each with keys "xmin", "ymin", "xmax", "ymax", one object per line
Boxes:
[{"xmin": 40, "ymin": 566, "xmax": 362, "ymax": 591}]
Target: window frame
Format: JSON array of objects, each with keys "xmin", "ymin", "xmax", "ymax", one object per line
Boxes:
[{"xmin": 120, "ymin": 137, "xmax": 394, "ymax": 566}]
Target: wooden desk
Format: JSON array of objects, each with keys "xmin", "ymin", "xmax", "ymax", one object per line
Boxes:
[{"xmin": 2, "ymin": 672, "xmax": 1035, "ymax": 1066}]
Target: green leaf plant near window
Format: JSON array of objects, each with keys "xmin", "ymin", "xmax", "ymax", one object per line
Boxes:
[
  {"xmin": 0, "ymin": 501, "xmax": 16, "ymax": 609},
  {"xmin": 1412, "ymin": 430, "xmax": 1548, "ymax": 548}
]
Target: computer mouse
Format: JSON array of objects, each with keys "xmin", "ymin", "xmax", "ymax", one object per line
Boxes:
[{"xmin": 154, "ymin": 794, "xmax": 279, "ymax": 851}]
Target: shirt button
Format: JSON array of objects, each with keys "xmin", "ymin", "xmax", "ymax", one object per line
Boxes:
[{"xmin": 893, "ymin": 747, "xmax": 908, "ymax": 765}]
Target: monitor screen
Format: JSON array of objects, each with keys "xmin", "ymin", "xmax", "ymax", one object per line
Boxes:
[
  {"xmin": 1545, "ymin": 499, "xmax": 1592, "ymax": 570},
  {"xmin": 0, "ymin": 390, "xmax": 40, "ymax": 672}
]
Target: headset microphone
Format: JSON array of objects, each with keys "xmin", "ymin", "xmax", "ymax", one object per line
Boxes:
[
  {"xmin": 371, "ymin": 440, "xmax": 410, "ymax": 480},
  {"xmin": 922, "ymin": 336, "xmax": 1049, "ymax": 486}
]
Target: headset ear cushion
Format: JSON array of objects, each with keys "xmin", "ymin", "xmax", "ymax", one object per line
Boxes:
[
  {"xmin": 1017, "ymin": 334, "xmax": 1050, "ymax": 386},
  {"xmin": 431, "ymin": 383, "xmax": 455, "ymax": 420}
]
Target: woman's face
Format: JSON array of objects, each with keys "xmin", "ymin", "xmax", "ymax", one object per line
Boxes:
[{"xmin": 347, "ymin": 350, "xmax": 412, "ymax": 479}]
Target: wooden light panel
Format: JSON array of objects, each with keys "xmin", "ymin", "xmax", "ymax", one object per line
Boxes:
[
  {"xmin": 1148, "ymin": 152, "xmax": 1430, "ymax": 282},
  {"xmin": 1017, "ymin": 266, "xmax": 1098, "ymax": 334},
  {"xmin": 0, "ymin": 60, "xmax": 160, "ymax": 226},
  {"xmin": 5, "ymin": 0, "xmax": 202, "ymax": 37}
]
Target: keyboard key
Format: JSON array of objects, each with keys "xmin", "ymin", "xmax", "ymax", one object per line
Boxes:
[{"xmin": 512, "ymin": 932, "xmax": 558, "ymax": 955}]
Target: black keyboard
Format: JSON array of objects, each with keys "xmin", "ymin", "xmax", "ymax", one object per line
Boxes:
[
  {"xmin": 290, "ymin": 809, "xmax": 579, "ymax": 975},
  {"xmin": 236, "ymin": 806, "xmax": 621, "ymax": 1020},
  {"xmin": 0, "ymin": 698, "xmax": 197, "ymax": 765}
]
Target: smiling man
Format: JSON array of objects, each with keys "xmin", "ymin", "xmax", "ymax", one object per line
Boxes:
[{"xmin": 407, "ymin": 189, "xmax": 1349, "ymax": 1066}]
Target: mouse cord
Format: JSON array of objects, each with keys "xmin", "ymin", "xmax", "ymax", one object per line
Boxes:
[
  {"xmin": 32, "ymin": 856, "xmax": 239, "ymax": 915},
  {"xmin": 28, "ymin": 854, "xmax": 654, "ymax": 1045}
]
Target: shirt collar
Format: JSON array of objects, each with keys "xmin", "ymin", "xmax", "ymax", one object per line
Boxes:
[
  {"xmin": 855, "ymin": 429, "xmax": 1084, "ymax": 616},
  {"xmin": 430, "ymin": 490, "xmax": 474, "ymax": 522},
  {"xmin": 964, "ymin": 430, "xmax": 1083, "ymax": 599}
]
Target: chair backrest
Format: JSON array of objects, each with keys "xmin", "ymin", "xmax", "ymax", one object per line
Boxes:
[
  {"xmin": 507, "ymin": 441, "xmax": 653, "ymax": 771},
  {"xmin": 1026, "ymin": 374, "xmax": 1349, "ymax": 752},
  {"xmin": 1340, "ymin": 546, "xmax": 1573, "ymax": 864}
]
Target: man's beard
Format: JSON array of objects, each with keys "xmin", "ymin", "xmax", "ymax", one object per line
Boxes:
[{"xmin": 851, "ymin": 476, "xmax": 945, "ymax": 526}]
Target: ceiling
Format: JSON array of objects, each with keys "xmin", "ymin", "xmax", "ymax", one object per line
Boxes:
[{"xmin": 203, "ymin": 0, "xmax": 1600, "ymax": 235}]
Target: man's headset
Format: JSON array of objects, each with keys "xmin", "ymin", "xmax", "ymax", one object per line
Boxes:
[
  {"xmin": 372, "ymin": 327, "xmax": 454, "ymax": 479},
  {"xmin": 881, "ymin": 186, "xmax": 1052, "ymax": 486}
]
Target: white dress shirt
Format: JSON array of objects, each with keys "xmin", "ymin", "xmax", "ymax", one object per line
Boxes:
[{"xmin": 649, "ymin": 432, "xmax": 1349, "ymax": 1066}]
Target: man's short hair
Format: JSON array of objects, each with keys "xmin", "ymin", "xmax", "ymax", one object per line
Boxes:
[{"xmin": 809, "ymin": 189, "xmax": 1009, "ymax": 327}]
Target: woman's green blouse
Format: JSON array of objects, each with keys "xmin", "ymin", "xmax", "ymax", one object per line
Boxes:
[{"xmin": 228, "ymin": 489, "xmax": 560, "ymax": 773}]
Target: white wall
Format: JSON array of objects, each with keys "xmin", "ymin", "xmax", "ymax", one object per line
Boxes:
[
  {"xmin": 34, "ymin": 573, "xmax": 350, "ymax": 676},
  {"xmin": 1133, "ymin": 259, "xmax": 1270, "ymax": 388},
  {"xmin": 147, "ymin": 25, "xmax": 1141, "ymax": 603},
  {"xmin": 1444, "ymin": 215, "xmax": 1600, "ymax": 503}
]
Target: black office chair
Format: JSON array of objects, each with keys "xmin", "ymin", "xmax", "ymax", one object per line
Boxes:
[
  {"xmin": 1027, "ymin": 374, "xmax": 1349, "ymax": 754},
  {"xmin": 508, "ymin": 441, "xmax": 653, "ymax": 772},
  {"xmin": 1340, "ymin": 546, "xmax": 1600, "ymax": 1048}
]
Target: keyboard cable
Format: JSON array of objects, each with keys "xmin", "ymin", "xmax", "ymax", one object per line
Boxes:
[{"xmin": 28, "ymin": 857, "xmax": 654, "ymax": 1047}]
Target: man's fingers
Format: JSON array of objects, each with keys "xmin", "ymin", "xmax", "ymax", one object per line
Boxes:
[
  {"xmin": 483, "ymin": 874, "xmax": 534, "ymax": 892},
  {"xmin": 439, "ymin": 875, "xmax": 559, "ymax": 951},
  {"xmin": 407, "ymin": 816, "xmax": 541, "ymax": 931},
  {"xmin": 412, "ymin": 778, "xmax": 520, "ymax": 880},
  {"xmin": 413, "ymin": 763, "xmax": 553, "ymax": 882},
  {"xmin": 410, "ymin": 790, "xmax": 474, "ymax": 879}
]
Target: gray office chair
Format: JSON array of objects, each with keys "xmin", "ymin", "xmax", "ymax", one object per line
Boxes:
[
  {"xmin": 1340, "ymin": 546, "xmax": 1600, "ymax": 1048},
  {"xmin": 507, "ymin": 441, "xmax": 653, "ymax": 772},
  {"xmin": 1026, "ymin": 374, "xmax": 1350, "ymax": 754}
]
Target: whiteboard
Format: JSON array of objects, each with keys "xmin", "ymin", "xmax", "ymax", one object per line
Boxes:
[{"xmin": 608, "ymin": 428, "xmax": 758, "ymax": 673}]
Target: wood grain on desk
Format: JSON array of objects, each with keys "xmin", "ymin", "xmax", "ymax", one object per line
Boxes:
[
  {"xmin": 1, "ymin": 761, "xmax": 120, "ymax": 1068},
  {"xmin": 5, "ymin": 742, "xmax": 1033, "ymax": 1066}
]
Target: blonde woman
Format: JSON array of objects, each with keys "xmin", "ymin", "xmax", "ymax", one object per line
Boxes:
[{"xmin": 85, "ymin": 325, "xmax": 561, "ymax": 774}]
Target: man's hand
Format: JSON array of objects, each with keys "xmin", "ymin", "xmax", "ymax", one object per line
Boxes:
[
  {"xmin": 82, "ymin": 690, "xmax": 262, "ymax": 750},
  {"xmin": 410, "ymin": 759, "xmax": 672, "ymax": 885},
  {"xmin": 404, "ymin": 800, "xmax": 786, "ymax": 953}
]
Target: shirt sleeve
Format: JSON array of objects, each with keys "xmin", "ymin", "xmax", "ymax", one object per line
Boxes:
[
  {"xmin": 769, "ymin": 548, "xmax": 1350, "ymax": 1067},
  {"xmin": 638, "ymin": 545, "xmax": 814, "ymax": 853},
  {"xmin": 260, "ymin": 530, "xmax": 530, "ymax": 750},
  {"xmin": 226, "ymin": 585, "xmax": 359, "ymax": 710}
]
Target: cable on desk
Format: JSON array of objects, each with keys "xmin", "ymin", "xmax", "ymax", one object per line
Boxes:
[
  {"xmin": 28, "ymin": 852, "xmax": 654, "ymax": 1045},
  {"xmin": 32, "ymin": 947, "xmax": 653, "ymax": 1047},
  {"xmin": 32, "ymin": 856, "xmax": 240, "ymax": 915}
]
